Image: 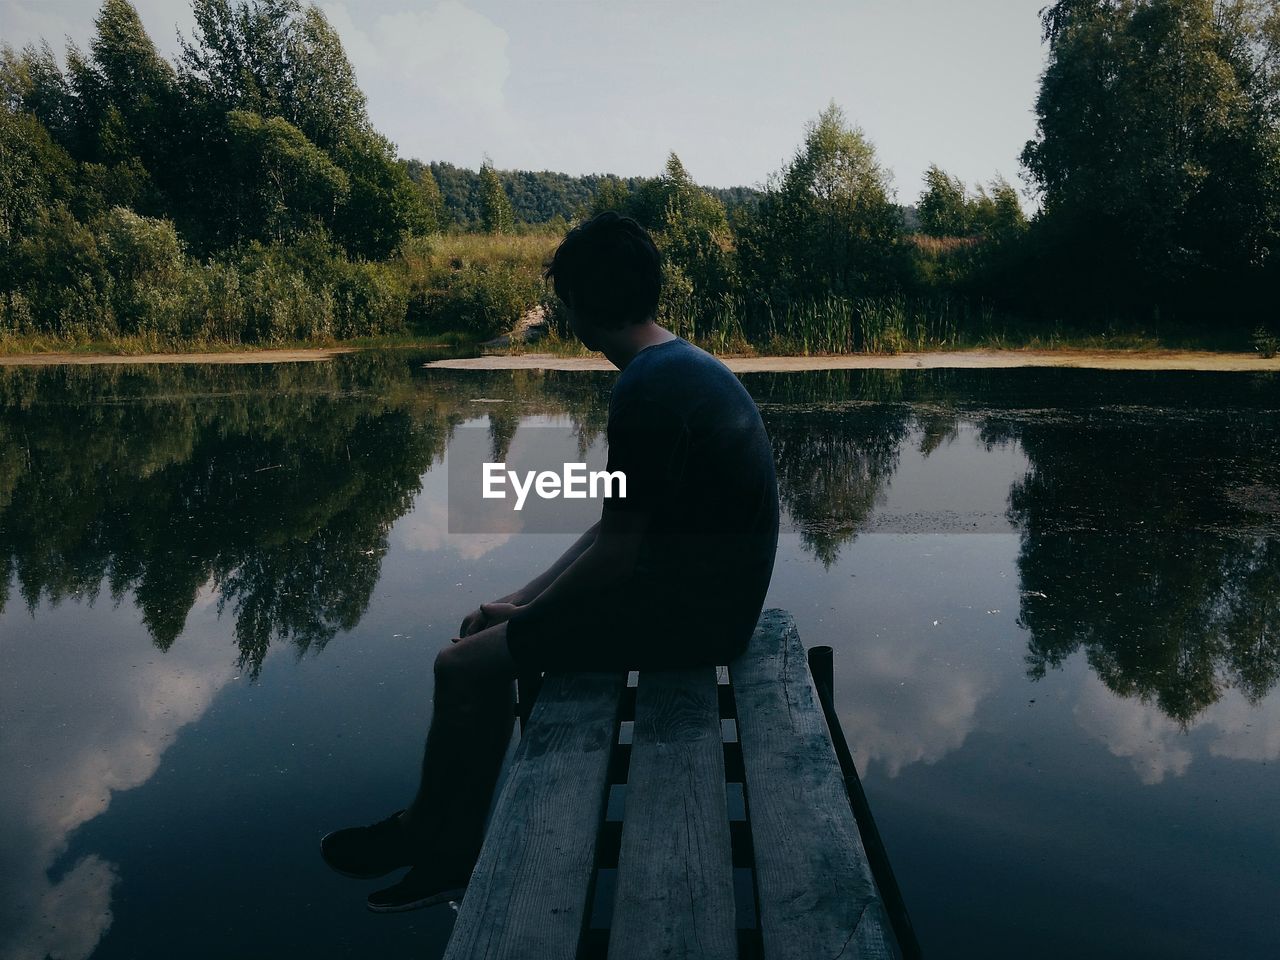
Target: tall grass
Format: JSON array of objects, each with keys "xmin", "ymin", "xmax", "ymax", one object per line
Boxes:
[
  {"xmin": 660, "ymin": 293, "xmax": 752, "ymax": 354},
  {"xmin": 754, "ymin": 294, "xmax": 994, "ymax": 355},
  {"xmin": 3, "ymin": 227, "xmax": 1206, "ymax": 355},
  {"xmin": 399, "ymin": 233, "xmax": 557, "ymax": 340}
]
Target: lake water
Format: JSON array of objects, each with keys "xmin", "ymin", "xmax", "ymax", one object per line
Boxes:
[{"xmin": 1, "ymin": 352, "xmax": 1277, "ymax": 959}]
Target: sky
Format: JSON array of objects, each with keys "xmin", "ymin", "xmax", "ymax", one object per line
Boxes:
[{"xmin": 1, "ymin": 0, "xmax": 1050, "ymax": 200}]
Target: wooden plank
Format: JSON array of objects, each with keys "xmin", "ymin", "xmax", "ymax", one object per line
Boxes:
[
  {"xmin": 609, "ymin": 667, "xmax": 737, "ymax": 960},
  {"xmin": 444, "ymin": 671, "xmax": 626, "ymax": 960},
  {"xmin": 729, "ymin": 609, "xmax": 901, "ymax": 960}
]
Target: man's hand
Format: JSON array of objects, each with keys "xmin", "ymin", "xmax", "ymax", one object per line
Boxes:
[
  {"xmin": 459, "ymin": 600, "xmax": 524, "ymax": 638},
  {"xmin": 459, "ymin": 606, "xmax": 488, "ymax": 638},
  {"xmin": 479, "ymin": 601, "xmax": 522, "ymax": 626}
]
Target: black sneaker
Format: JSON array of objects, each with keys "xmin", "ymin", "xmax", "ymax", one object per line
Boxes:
[
  {"xmin": 366, "ymin": 865, "xmax": 468, "ymax": 913},
  {"xmin": 320, "ymin": 810, "xmax": 416, "ymax": 879}
]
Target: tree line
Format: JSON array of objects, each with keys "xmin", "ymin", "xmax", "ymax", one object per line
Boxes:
[
  {"xmin": 3, "ymin": 0, "xmax": 1279, "ymax": 349},
  {"xmin": 413, "ymin": 160, "xmax": 761, "ymax": 232},
  {"xmin": 1, "ymin": 0, "xmax": 431, "ymax": 345}
]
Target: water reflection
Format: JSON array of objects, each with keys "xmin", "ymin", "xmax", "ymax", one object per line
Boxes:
[
  {"xmin": 0, "ymin": 358, "xmax": 610, "ymax": 677},
  {"xmin": 0, "ymin": 359, "xmax": 448, "ymax": 676},
  {"xmin": 2, "ymin": 360, "xmax": 1278, "ymax": 718},
  {"xmin": 2, "ymin": 358, "xmax": 1279, "ymax": 959},
  {"xmin": 0, "ymin": 586, "xmax": 237, "ymax": 960},
  {"xmin": 990, "ymin": 394, "xmax": 1280, "ymax": 724}
]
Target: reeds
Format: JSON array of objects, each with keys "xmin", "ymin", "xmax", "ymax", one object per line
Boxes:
[{"xmin": 752, "ymin": 294, "xmax": 990, "ymax": 355}]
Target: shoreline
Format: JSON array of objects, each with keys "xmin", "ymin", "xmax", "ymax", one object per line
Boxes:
[
  {"xmin": 0, "ymin": 346, "xmax": 1276, "ymax": 372},
  {"xmin": 0, "ymin": 347, "xmax": 357, "ymax": 366},
  {"xmin": 426, "ymin": 348, "xmax": 1280, "ymax": 373}
]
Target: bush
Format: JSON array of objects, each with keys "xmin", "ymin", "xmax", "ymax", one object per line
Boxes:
[
  {"xmin": 401, "ymin": 234, "xmax": 551, "ymax": 338},
  {"xmin": 182, "ymin": 260, "xmax": 246, "ymax": 342},
  {"xmin": 100, "ymin": 207, "xmax": 190, "ymax": 337},
  {"xmin": 234, "ymin": 243, "xmax": 336, "ymax": 343},
  {"xmin": 1254, "ymin": 325, "xmax": 1279, "ymax": 359},
  {"xmin": 11, "ymin": 204, "xmax": 112, "ymax": 338},
  {"xmin": 331, "ymin": 259, "xmax": 409, "ymax": 339},
  {"xmin": 0, "ymin": 291, "xmax": 35, "ymax": 338},
  {"xmin": 426, "ymin": 263, "xmax": 542, "ymax": 338}
]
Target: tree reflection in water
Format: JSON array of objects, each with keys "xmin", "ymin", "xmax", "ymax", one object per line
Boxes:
[
  {"xmin": 0, "ymin": 355, "xmax": 614, "ymax": 676},
  {"xmin": 2, "ymin": 358, "xmax": 1277, "ymax": 722},
  {"xmin": 985, "ymin": 392, "xmax": 1280, "ymax": 725}
]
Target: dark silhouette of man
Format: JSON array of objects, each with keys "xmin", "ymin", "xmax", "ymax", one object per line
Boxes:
[{"xmin": 321, "ymin": 212, "xmax": 779, "ymax": 911}]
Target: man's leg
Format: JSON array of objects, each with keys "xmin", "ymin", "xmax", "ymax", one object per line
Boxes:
[
  {"xmin": 321, "ymin": 620, "xmax": 523, "ymax": 911},
  {"xmin": 399, "ymin": 620, "xmax": 520, "ymax": 877}
]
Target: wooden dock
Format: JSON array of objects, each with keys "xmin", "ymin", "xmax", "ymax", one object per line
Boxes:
[{"xmin": 442, "ymin": 608, "xmax": 911, "ymax": 960}]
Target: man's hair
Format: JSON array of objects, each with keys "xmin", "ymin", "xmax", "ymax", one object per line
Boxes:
[{"xmin": 545, "ymin": 212, "xmax": 662, "ymax": 329}]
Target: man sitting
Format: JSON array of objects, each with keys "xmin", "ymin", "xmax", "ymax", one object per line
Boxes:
[{"xmin": 320, "ymin": 212, "xmax": 780, "ymax": 912}]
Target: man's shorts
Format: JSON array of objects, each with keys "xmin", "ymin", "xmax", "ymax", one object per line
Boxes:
[{"xmin": 504, "ymin": 584, "xmax": 755, "ymax": 675}]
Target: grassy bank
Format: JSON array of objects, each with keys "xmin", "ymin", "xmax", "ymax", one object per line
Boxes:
[
  {"xmin": 514, "ymin": 327, "xmax": 1214, "ymax": 361},
  {"xmin": 0, "ymin": 330, "xmax": 475, "ymax": 358},
  {"xmin": 0, "ymin": 227, "xmax": 561, "ymax": 355},
  {"xmin": 3, "ymin": 231, "xmax": 1264, "ymax": 359}
]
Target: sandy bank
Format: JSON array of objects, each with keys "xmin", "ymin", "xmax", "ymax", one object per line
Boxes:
[
  {"xmin": 3, "ymin": 346, "xmax": 1275, "ymax": 372},
  {"xmin": 0, "ymin": 347, "xmax": 356, "ymax": 366},
  {"xmin": 425, "ymin": 349, "xmax": 1280, "ymax": 373}
]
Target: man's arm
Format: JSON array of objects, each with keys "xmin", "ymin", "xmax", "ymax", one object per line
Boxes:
[
  {"xmin": 463, "ymin": 387, "xmax": 679, "ymax": 636},
  {"xmin": 506, "ymin": 519, "xmax": 601, "ymax": 604},
  {"xmin": 502, "ymin": 392, "xmax": 684, "ymax": 619},
  {"xmin": 458, "ymin": 520, "xmax": 601, "ymax": 636},
  {"xmin": 506, "ymin": 507, "xmax": 648, "ymax": 618}
]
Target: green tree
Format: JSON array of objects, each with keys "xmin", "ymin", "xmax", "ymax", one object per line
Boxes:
[
  {"xmin": 971, "ymin": 177, "xmax": 1027, "ymax": 239},
  {"xmin": 331, "ymin": 131, "xmax": 431, "ymax": 258},
  {"xmin": 479, "ymin": 159, "xmax": 514, "ymax": 234},
  {"xmin": 1022, "ymin": 0, "xmax": 1280, "ymax": 319},
  {"xmin": 588, "ymin": 177, "xmax": 639, "ymax": 219},
  {"xmin": 739, "ymin": 102, "xmax": 902, "ymax": 312},
  {"xmin": 919, "ymin": 168, "xmax": 1027, "ymax": 240},
  {"xmin": 226, "ymin": 109, "xmax": 349, "ymax": 242},
  {"xmin": 285, "ymin": 5, "xmax": 370, "ymax": 149},
  {"xmin": 0, "ymin": 106, "xmax": 75, "ymax": 259},
  {"xmin": 917, "ymin": 165, "xmax": 971, "ymax": 237},
  {"xmin": 655, "ymin": 153, "xmax": 728, "ymax": 232},
  {"xmin": 648, "ymin": 153, "xmax": 735, "ymax": 330},
  {"xmin": 178, "ymin": 0, "xmax": 415, "ymax": 256},
  {"xmin": 66, "ymin": 0, "xmax": 177, "ymax": 211},
  {"xmin": 1, "ymin": 43, "xmax": 77, "ymax": 150},
  {"xmin": 180, "ymin": 0, "xmax": 301, "ymax": 122},
  {"xmin": 410, "ymin": 163, "xmax": 444, "ymax": 234}
]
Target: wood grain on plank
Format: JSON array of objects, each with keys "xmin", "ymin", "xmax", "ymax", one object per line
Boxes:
[
  {"xmin": 730, "ymin": 609, "xmax": 900, "ymax": 960},
  {"xmin": 609, "ymin": 667, "xmax": 736, "ymax": 960},
  {"xmin": 444, "ymin": 671, "xmax": 626, "ymax": 960}
]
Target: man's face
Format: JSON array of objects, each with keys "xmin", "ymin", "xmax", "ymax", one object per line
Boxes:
[{"xmin": 566, "ymin": 303, "xmax": 601, "ymax": 351}]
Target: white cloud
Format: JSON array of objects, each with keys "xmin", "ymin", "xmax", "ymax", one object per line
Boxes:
[
  {"xmin": 835, "ymin": 627, "xmax": 997, "ymax": 778},
  {"xmin": 396, "ymin": 495, "xmax": 516, "ymax": 560},
  {"xmin": 0, "ymin": 594, "xmax": 238, "ymax": 960},
  {"xmin": 1075, "ymin": 675, "xmax": 1193, "ymax": 785},
  {"xmin": 1206, "ymin": 691, "xmax": 1280, "ymax": 764},
  {"xmin": 1075, "ymin": 673, "xmax": 1280, "ymax": 785},
  {"xmin": 20, "ymin": 856, "xmax": 117, "ymax": 960}
]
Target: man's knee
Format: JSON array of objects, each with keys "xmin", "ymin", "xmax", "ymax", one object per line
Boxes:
[
  {"xmin": 434, "ymin": 636, "xmax": 514, "ymax": 705},
  {"xmin": 434, "ymin": 643, "xmax": 474, "ymax": 689}
]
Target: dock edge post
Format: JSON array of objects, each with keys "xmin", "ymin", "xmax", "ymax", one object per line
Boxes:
[{"xmin": 806, "ymin": 644, "xmax": 923, "ymax": 960}]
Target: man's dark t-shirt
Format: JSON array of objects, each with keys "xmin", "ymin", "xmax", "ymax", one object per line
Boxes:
[
  {"xmin": 602, "ymin": 337, "xmax": 779, "ymax": 651},
  {"xmin": 506, "ymin": 336, "xmax": 779, "ymax": 671}
]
